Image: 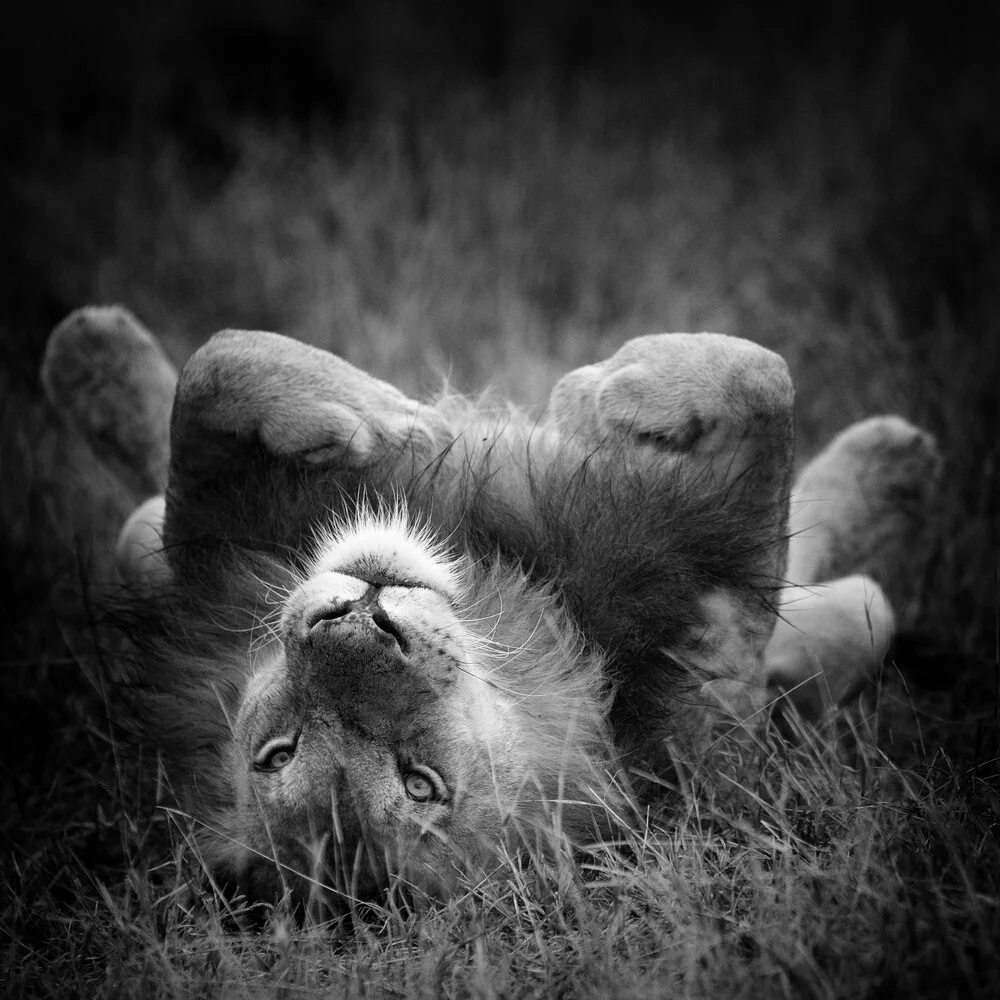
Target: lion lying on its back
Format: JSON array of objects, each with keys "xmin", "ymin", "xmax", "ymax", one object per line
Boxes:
[{"xmin": 43, "ymin": 307, "xmax": 941, "ymax": 908}]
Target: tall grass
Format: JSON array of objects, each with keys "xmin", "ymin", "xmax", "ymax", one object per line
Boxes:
[
  {"xmin": 3, "ymin": 64, "xmax": 997, "ymax": 998},
  {"xmin": 83, "ymin": 82, "xmax": 917, "ymax": 452}
]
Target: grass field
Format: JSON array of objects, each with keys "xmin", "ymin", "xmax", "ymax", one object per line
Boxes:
[{"xmin": 2, "ymin": 28, "xmax": 997, "ymax": 999}]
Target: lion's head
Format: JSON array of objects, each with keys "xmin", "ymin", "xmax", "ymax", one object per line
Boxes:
[{"xmin": 126, "ymin": 502, "xmax": 625, "ymax": 909}]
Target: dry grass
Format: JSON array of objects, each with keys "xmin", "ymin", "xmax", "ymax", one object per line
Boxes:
[{"xmin": 2, "ymin": 60, "xmax": 997, "ymax": 999}]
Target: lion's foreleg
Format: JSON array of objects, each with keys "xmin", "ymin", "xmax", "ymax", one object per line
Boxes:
[
  {"xmin": 545, "ymin": 333, "xmax": 795, "ymax": 759},
  {"xmin": 163, "ymin": 329, "xmax": 454, "ymax": 586},
  {"xmin": 547, "ymin": 333, "xmax": 794, "ymax": 662}
]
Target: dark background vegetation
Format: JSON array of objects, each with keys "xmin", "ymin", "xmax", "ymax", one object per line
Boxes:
[
  {"xmin": 4, "ymin": 1, "xmax": 996, "ymax": 360},
  {"xmin": 1, "ymin": 1, "xmax": 997, "ymax": 994}
]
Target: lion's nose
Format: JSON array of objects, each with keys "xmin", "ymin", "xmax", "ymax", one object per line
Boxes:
[{"xmin": 305, "ymin": 587, "xmax": 408, "ymax": 651}]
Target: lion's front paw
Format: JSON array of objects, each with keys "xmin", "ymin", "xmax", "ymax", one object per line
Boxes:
[
  {"xmin": 547, "ymin": 332, "xmax": 793, "ymax": 474},
  {"xmin": 547, "ymin": 333, "xmax": 796, "ymax": 657},
  {"xmin": 42, "ymin": 306, "xmax": 178, "ymax": 497},
  {"xmin": 174, "ymin": 330, "xmax": 451, "ymax": 469}
]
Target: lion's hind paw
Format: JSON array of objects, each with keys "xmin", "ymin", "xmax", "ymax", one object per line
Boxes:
[
  {"xmin": 765, "ymin": 575, "xmax": 894, "ymax": 721},
  {"xmin": 42, "ymin": 306, "xmax": 177, "ymax": 498},
  {"xmin": 788, "ymin": 416, "xmax": 942, "ymax": 629}
]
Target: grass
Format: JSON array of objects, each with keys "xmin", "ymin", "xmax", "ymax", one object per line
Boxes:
[
  {"xmin": 5, "ymin": 711, "xmax": 998, "ymax": 997},
  {"xmin": 3, "ymin": 48, "xmax": 998, "ymax": 1000}
]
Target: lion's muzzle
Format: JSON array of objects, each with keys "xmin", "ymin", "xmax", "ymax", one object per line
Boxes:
[
  {"xmin": 304, "ymin": 585, "xmax": 409, "ymax": 653},
  {"xmin": 287, "ymin": 594, "xmax": 410, "ymax": 680}
]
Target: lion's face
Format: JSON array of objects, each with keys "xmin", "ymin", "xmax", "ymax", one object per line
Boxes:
[{"xmin": 215, "ymin": 510, "xmax": 622, "ymax": 906}]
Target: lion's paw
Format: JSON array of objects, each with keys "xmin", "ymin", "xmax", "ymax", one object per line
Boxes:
[
  {"xmin": 547, "ymin": 333, "xmax": 796, "ymax": 657},
  {"xmin": 765, "ymin": 575, "xmax": 894, "ymax": 721},
  {"xmin": 547, "ymin": 333, "xmax": 793, "ymax": 473},
  {"xmin": 174, "ymin": 330, "xmax": 450, "ymax": 469},
  {"xmin": 115, "ymin": 495, "xmax": 171, "ymax": 590},
  {"xmin": 788, "ymin": 415, "xmax": 942, "ymax": 628},
  {"xmin": 42, "ymin": 306, "xmax": 177, "ymax": 497}
]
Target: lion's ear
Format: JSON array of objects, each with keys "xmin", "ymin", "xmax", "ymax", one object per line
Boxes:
[{"xmin": 41, "ymin": 306, "xmax": 178, "ymax": 499}]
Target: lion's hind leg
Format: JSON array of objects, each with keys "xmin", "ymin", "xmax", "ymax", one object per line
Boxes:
[
  {"xmin": 766, "ymin": 415, "xmax": 942, "ymax": 721},
  {"xmin": 787, "ymin": 415, "xmax": 942, "ymax": 629},
  {"xmin": 42, "ymin": 306, "xmax": 177, "ymax": 498},
  {"xmin": 42, "ymin": 306, "xmax": 177, "ymax": 588},
  {"xmin": 766, "ymin": 576, "xmax": 894, "ymax": 720}
]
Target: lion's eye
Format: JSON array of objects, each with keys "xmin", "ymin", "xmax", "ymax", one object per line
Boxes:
[
  {"xmin": 403, "ymin": 768, "xmax": 445, "ymax": 803},
  {"xmin": 254, "ymin": 737, "xmax": 297, "ymax": 771}
]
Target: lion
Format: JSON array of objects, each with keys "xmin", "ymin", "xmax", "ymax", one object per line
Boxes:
[{"xmin": 42, "ymin": 306, "xmax": 941, "ymax": 909}]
